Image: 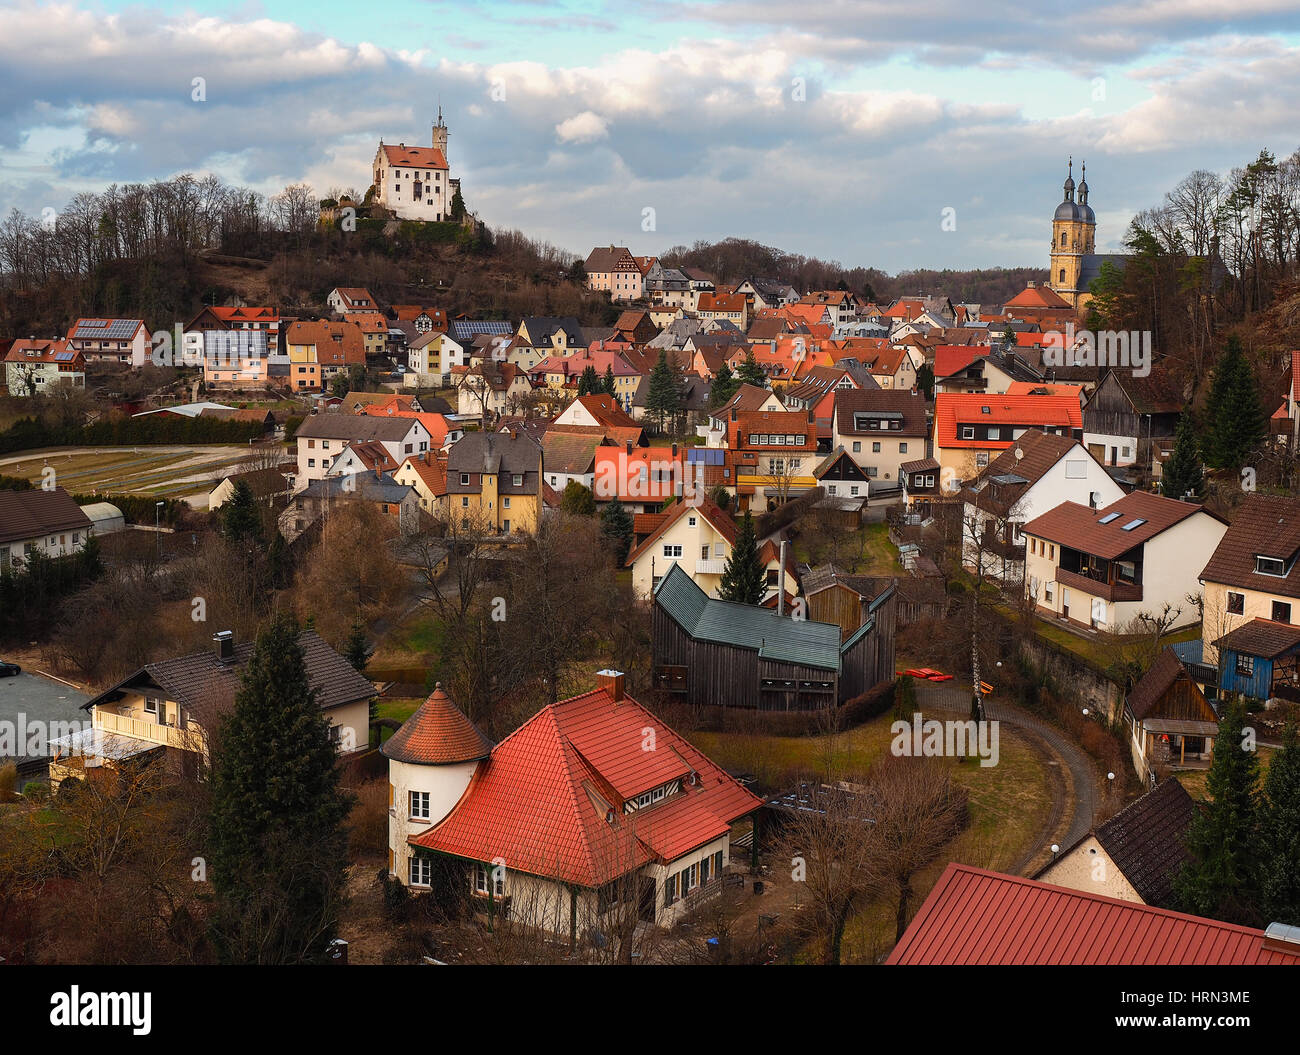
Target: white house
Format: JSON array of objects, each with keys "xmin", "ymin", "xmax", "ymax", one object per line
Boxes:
[
  {"xmin": 0, "ymin": 488, "xmax": 93, "ymax": 574},
  {"xmin": 66, "ymin": 318, "xmax": 151, "ymax": 367},
  {"xmin": 372, "ymin": 111, "xmax": 455, "ymax": 222},
  {"xmin": 4, "ymin": 340, "xmax": 86, "ymax": 395},
  {"xmin": 293, "ymin": 414, "xmax": 432, "ymax": 491}
]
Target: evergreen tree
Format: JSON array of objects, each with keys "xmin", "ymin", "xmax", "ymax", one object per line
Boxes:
[
  {"xmin": 577, "ymin": 364, "xmax": 600, "ymax": 396},
  {"xmin": 601, "ymin": 365, "xmax": 617, "ymax": 396},
  {"xmin": 449, "ymin": 186, "xmax": 467, "ymax": 221},
  {"xmin": 1258, "ymin": 725, "xmax": 1300, "ymax": 925},
  {"xmin": 343, "ymin": 619, "xmax": 370, "ymax": 674},
  {"xmin": 1160, "ymin": 412, "xmax": 1204, "ymax": 501},
  {"xmin": 718, "ymin": 510, "xmax": 766, "ymax": 605},
  {"xmin": 208, "ymin": 614, "xmax": 354, "ymax": 963},
  {"xmin": 1000, "ymin": 325, "xmax": 1018, "ymax": 352},
  {"xmin": 710, "ymin": 362, "xmax": 740, "ymax": 408},
  {"xmin": 561, "ymin": 480, "xmax": 597, "ymax": 516},
  {"xmin": 330, "ymin": 372, "xmax": 350, "ymax": 399},
  {"xmin": 736, "ymin": 348, "xmax": 767, "ymax": 389},
  {"xmin": 220, "ymin": 479, "xmax": 263, "ymax": 544},
  {"xmin": 1204, "ymin": 337, "xmax": 1266, "ymax": 469},
  {"xmin": 1175, "ymin": 698, "xmax": 1262, "ymax": 924},
  {"xmin": 600, "ymin": 497, "xmax": 634, "ymax": 566},
  {"xmin": 645, "ymin": 349, "xmax": 682, "ymax": 433},
  {"xmin": 915, "ymin": 362, "xmax": 935, "ymax": 400}
]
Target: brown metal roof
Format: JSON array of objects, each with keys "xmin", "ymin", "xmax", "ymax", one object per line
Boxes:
[
  {"xmin": 0, "ymin": 487, "xmax": 92, "ymax": 545},
  {"xmin": 834, "ymin": 388, "xmax": 929, "ymax": 437},
  {"xmin": 1022, "ymin": 491, "xmax": 1210, "ymax": 560},
  {"xmin": 1212, "ymin": 617, "xmax": 1300, "ymax": 659}
]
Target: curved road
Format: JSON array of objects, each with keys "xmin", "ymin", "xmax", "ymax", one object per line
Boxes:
[{"xmin": 915, "ymin": 681, "xmax": 1098, "ymax": 872}]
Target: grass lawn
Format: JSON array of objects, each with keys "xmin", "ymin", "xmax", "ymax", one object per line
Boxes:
[
  {"xmin": 1000, "ymin": 602, "xmax": 1202, "ymax": 672},
  {"xmin": 373, "ymin": 610, "xmax": 447, "ymax": 665},
  {"xmin": 1175, "ymin": 743, "xmax": 1276, "ymax": 801},
  {"xmin": 793, "ymin": 520, "xmax": 900, "ymax": 576},
  {"xmin": 375, "ymin": 697, "xmax": 422, "ymax": 735}
]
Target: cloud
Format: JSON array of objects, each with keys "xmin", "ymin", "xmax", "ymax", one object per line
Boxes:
[{"xmin": 554, "ymin": 110, "xmax": 609, "ymax": 143}]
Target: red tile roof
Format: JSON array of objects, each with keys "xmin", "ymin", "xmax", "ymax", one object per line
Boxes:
[
  {"xmin": 625, "ymin": 498, "xmax": 737, "ymax": 566},
  {"xmin": 889, "ymin": 863, "xmax": 1300, "ymax": 965},
  {"xmin": 934, "ymin": 393, "xmax": 1082, "ymax": 448},
  {"xmin": 409, "ymin": 685, "xmax": 762, "ymax": 886},
  {"xmin": 381, "ymin": 143, "xmax": 448, "ymax": 169},
  {"xmin": 592, "ymin": 446, "xmax": 686, "ymax": 503},
  {"xmin": 1003, "ymin": 284, "xmax": 1072, "ymax": 310},
  {"xmin": 1022, "ymin": 491, "xmax": 1213, "ymax": 559},
  {"xmin": 381, "ymin": 683, "xmax": 493, "ymax": 765}
]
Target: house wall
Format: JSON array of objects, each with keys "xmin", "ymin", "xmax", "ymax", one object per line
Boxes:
[
  {"xmin": 833, "ymin": 430, "xmax": 923, "ymax": 483},
  {"xmin": 326, "ymin": 699, "xmax": 372, "ymax": 753},
  {"xmin": 389, "ymin": 757, "xmax": 478, "ymax": 886},
  {"xmin": 630, "ymin": 514, "xmax": 734, "ymax": 599},
  {"xmin": 1201, "ymin": 580, "xmax": 1300, "ymax": 667},
  {"xmin": 1036, "ymin": 838, "xmax": 1143, "ymax": 903},
  {"xmin": 0, "ymin": 524, "xmax": 89, "ymax": 572}
]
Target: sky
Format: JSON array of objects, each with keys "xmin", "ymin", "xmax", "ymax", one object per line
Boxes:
[{"xmin": 1, "ymin": 0, "xmax": 1298, "ymax": 272}]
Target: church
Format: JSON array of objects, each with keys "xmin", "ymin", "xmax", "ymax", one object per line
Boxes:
[
  {"xmin": 1047, "ymin": 158, "xmax": 1126, "ymax": 313},
  {"xmin": 371, "ymin": 108, "xmax": 461, "ymax": 222}
]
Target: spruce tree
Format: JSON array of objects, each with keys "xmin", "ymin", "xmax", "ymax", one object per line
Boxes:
[
  {"xmin": 1258, "ymin": 725, "xmax": 1300, "ymax": 925},
  {"xmin": 600, "ymin": 497, "xmax": 634, "ymax": 566},
  {"xmin": 1204, "ymin": 337, "xmax": 1266, "ymax": 469},
  {"xmin": 343, "ymin": 619, "xmax": 370, "ymax": 673},
  {"xmin": 1160, "ymin": 412, "xmax": 1204, "ymax": 501},
  {"xmin": 1174, "ymin": 698, "xmax": 1262, "ymax": 924},
  {"xmin": 915, "ymin": 362, "xmax": 935, "ymax": 400},
  {"xmin": 718, "ymin": 510, "xmax": 766, "ymax": 605},
  {"xmin": 220, "ymin": 479, "xmax": 263, "ymax": 544},
  {"xmin": 645, "ymin": 349, "xmax": 681, "ymax": 434},
  {"xmin": 602, "ymin": 365, "xmax": 617, "ymax": 396},
  {"xmin": 209, "ymin": 614, "xmax": 354, "ymax": 963},
  {"xmin": 710, "ymin": 362, "xmax": 740, "ymax": 408},
  {"xmin": 578, "ymin": 364, "xmax": 599, "ymax": 396},
  {"xmin": 736, "ymin": 348, "xmax": 767, "ymax": 389}
]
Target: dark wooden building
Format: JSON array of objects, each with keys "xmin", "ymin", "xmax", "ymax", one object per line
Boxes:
[
  {"xmin": 1082, "ymin": 368, "xmax": 1182, "ymax": 469},
  {"xmin": 651, "ymin": 563, "xmax": 895, "ymax": 709},
  {"xmin": 1124, "ymin": 647, "xmax": 1218, "ymax": 786}
]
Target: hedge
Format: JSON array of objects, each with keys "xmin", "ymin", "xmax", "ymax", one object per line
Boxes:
[{"xmin": 0, "ymin": 414, "xmax": 264, "ymax": 454}]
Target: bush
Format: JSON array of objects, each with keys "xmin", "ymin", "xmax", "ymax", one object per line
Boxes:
[
  {"xmin": 0, "ymin": 761, "xmax": 16, "ymax": 797},
  {"xmin": 22, "ymin": 780, "xmax": 49, "ymax": 803},
  {"xmin": 841, "ymin": 680, "xmax": 896, "ymax": 727}
]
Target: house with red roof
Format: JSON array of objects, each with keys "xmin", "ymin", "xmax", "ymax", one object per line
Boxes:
[
  {"xmin": 723, "ymin": 408, "xmax": 820, "ymax": 512},
  {"xmin": 359, "ymin": 398, "xmax": 461, "ymax": 448},
  {"xmin": 696, "ymin": 292, "xmax": 748, "ymax": 329},
  {"xmin": 888, "ymin": 862, "xmax": 1300, "ymax": 965},
  {"xmin": 1022, "ymin": 491, "xmax": 1227, "ymax": 632},
  {"xmin": 933, "ymin": 392, "xmax": 1083, "ymax": 484},
  {"xmin": 372, "ymin": 111, "xmax": 454, "ymax": 221},
  {"xmin": 327, "ymin": 287, "xmax": 380, "ymax": 315},
  {"xmin": 386, "ymin": 672, "xmax": 763, "ymax": 941},
  {"xmin": 4, "ymin": 339, "xmax": 86, "ymax": 395},
  {"xmin": 592, "ymin": 443, "xmax": 689, "ymax": 513},
  {"xmin": 66, "ymin": 318, "xmax": 150, "ymax": 368}
]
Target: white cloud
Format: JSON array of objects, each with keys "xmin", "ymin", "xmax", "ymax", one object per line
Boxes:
[{"xmin": 555, "ymin": 111, "xmax": 609, "ymax": 143}]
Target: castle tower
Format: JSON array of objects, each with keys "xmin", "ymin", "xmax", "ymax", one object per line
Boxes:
[
  {"xmin": 1049, "ymin": 157, "xmax": 1096, "ymax": 310},
  {"xmin": 433, "ymin": 104, "xmax": 448, "ymax": 161}
]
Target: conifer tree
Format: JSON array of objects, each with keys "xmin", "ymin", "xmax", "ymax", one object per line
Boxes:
[
  {"xmin": 220, "ymin": 479, "xmax": 263, "ymax": 544},
  {"xmin": 577, "ymin": 364, "xmax": 600, "ymax": 396},
  {"xmin": 602, "ymin": 364, "xmax": 617, "ymax": 396},
  {"xmin": 645, "ymin": 349, "xmax": 681, "ymax": 433},
  {"xmin": 600, "ymin": 496, "xmax": 634, "ymax": 566},
  {"xmin": 710, "ymin": 362, "xmax": 740, "ymax": 408},
  {"xmin": 1258, "ymin": 725, "xmax": 1300, "ymax": 925},
  {"xmin": 1175, "ymin": 698, "xmax": 1262, "ymax": 925},
  {"xmin": 343, "ymin": 619, "xmax": 370, "ymax": 673},
  {"xmin": 736, "ymin": 348, "xmax": 767, "ymax": 389},
  {"xmin": 1204, "ymin": 337, "xmax": 1266, "ymax": 469},
  {"xmin": 209, "ymin": 613, "xmax": 354, "ymax": 963},
  {"xmin": 718, "ymin": 510, "xmax": 766, "ymax": 605},
  {"xmin": 1160, "ymin": 412, "xmax": 1204, "ymax": 501}
]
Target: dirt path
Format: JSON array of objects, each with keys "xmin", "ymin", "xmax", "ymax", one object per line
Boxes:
[{"xmin": 915, "ymin": 681, "xmax": 1097, "ymax": 874}]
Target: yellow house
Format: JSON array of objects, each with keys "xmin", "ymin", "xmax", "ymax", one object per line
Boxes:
[
  {"xmin": 445, "ymin": 431, "xmax": 542, "ymax": 535},
  {"xmin": 395, "ymin": 451, "xmax": 448, "ymax": 519},
  {"xmin": 48, "ymin": 630, "xmax": 375, "ymax": 790}
]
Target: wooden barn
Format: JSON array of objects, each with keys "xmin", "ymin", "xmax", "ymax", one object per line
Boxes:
[
  {"xmin": 1124, "ymin": 647, "xmax": 1219, "ymax": 786},
  {"xmin": 803, "ymin": 564, "xmax": 944, "ymax": 639},
  {"xmin": 651, "ymin": 563, "xmax": 895, "ymax": 709}
]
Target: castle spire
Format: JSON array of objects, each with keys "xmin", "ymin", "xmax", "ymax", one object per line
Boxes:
[{"xmin": 1063, "ymin": 156, "xmax": 1075, "ymax": 202}]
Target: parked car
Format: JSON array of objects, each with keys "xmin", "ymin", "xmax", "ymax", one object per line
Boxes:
[{"xmin": 0, "ymin": 660, "xmax": 21, "ymax": 677}]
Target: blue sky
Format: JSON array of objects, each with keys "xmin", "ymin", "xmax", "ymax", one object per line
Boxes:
[{"xmin": 2, "ymin": 1, "xmax": 1298, "ymax": 271}]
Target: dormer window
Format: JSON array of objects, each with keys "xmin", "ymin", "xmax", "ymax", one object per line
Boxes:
[{"xmin": 1256, "ymin": 555, "xmax": 1287, "ymax": 576}]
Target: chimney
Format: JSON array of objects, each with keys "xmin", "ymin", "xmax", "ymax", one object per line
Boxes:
[
  {"xmin": 213, "ymin": 630, "xmax": 234, "ymax": 662},
  {"xmin": 671, "ymin": 442, "xmax": 678, "ymax": 458},
  {"xmin": 626, "ymin": 441, "xmax": 633, "ymax": 456},
  {"xmin": 596, "ymin": 669, "xmax": 625, "ymax": 702}
]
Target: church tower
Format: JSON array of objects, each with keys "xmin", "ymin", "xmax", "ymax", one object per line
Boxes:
[
  {"xmin": 432, "ymin": 105, "xmax": 448, "ymax": 161},
  {"xmin": 1049, "ymin": 158, "xmax": 1096, "ymax": 309}
]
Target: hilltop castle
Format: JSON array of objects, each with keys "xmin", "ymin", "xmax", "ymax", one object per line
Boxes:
[
  {"xmin": 1048, "ymin": 158, "xmax": 1126, "ymax": 312},
  {"xmin": 371, "ymin": 108, "xmax": 462, "ymax": 222}
]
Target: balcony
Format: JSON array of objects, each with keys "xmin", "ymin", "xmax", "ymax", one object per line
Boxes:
[
  {"xmin": 1055, "ymin": 566, "xmax": 1143, "ymax": 603},
  {"xmin": 696, "ymin": 558, "xmax": 727, "ymax": 575},
  {"xmin": 92, "ymin": 708, "xmax": 208, "ymax": 754}
]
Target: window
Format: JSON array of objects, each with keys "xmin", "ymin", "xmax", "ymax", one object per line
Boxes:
[
  {"xmin": 409, "ymin": 857, "xmax": 431, "ymax": 887},
  {"xmin": 852, "ymin": 441, "xmax": 861, "ymax": 453},
  {"xmin": 1065, "ymin": 460, "xmax": 1087, "ymax": 479},
  {"xmin": 975, "ymin": 451, "xmax": 989, "ymax": 467},
  {"xmin": 474, "ymin": 864, "xmax": 489, "ymax": 895},
  {"xmin": 688, "ymin": 516, "xmax": 696, "ymax": 527},
  {"xmin": 850, "ymin": 485, "xmax": 860, "ymax": 496},
  {"xmin": 409, "ymin": 790, "xmax": 430, "ymax": 820},
  {"xmin": 1098, "ymin": 512, "xmax": 1121, "ymax": 524},
  {"xmin": 1256, "ymin": 556, "xmax": 1287, "ymax": 576},
  {"xmin": 828, "ymin": 484, "xmax": 837, "ymax": 495},
  {"xmin": 664, "ymin": 873, "xmax": 679, "ymax": 906},
  {"xmin": 512, "ymin": 474, "xmax": 523, "ymax": 487},
  {"xmin": 461, "ymin": 496, "xmax": 469, "ymax": 507},
  {"xmin": 961, "ymin": 426, "xmax": 975, "ymax": 440},
  {"xmin": 144, "ymin": 697, "xmax": 159, "ymax": 715},
  {"xmin": 1236, "ymin": 654, "xmax": 1255, "ymax": 677},
  {"xmin": 1227, "ymin": 592, "xmax": 1244, "ymax": 615},
  {"xmin": 899, "ymin": 442, "xmax": 908, "ymax": 454},
  {"xmin": 664, "ymin": 544, "xmax": 682, "ymax": 558},
  {"xmin": 924, "ymin": 475, "xmax": 935, "ymax": 487},
  {"xmin": 503, "ymin": 496, "xmax": 511, "ymax": 508},
  {"xmin": 872, "ymin": 442, "xmax": 881, "ymax": 453},
  {"xmin": 1059, "ymin": 268, "xmax": 1066, "ymax": 283},
  {"xmin": 1274, "ymin": 601, "xmax": 1292, "ymax": 623},
  {"xmin": 307, "ymin": 458, "xmax": 316, "ymax": 468},
  {"xmin": 460, "ymin": 473, "xmax": 470, "ymax": 486}
]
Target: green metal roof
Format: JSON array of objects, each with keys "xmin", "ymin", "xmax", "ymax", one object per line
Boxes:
[{"xmin": 654, "ymin": 564, "xmax": 842, "ymax": 671}]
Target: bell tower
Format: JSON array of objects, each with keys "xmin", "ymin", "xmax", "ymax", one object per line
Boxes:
[
  {"xmin": 432, "ymin": 104, "xmax": 448, "ymax": 161},
  {"xmin": 1049, "ymin": 157, "xmax": 1096, "ymax": 309}
]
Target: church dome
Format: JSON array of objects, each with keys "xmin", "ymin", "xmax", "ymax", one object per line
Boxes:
[{"xmin": 1055, "ymin": 200, "xmax": 1084, "ymax": 222}]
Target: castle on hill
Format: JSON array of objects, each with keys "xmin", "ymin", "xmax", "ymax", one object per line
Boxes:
[{"xmin": 371, "ymin": 108, "xmax": 462, "ymax": 222}]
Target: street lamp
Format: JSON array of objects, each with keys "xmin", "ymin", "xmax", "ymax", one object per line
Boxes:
[{"xmin": 155, "ymin": 500, "xmax": 164, "ymax": 557}]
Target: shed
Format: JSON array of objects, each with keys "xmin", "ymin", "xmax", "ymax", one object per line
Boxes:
[{"xmin": 78, "ymin": 501, "xmax": 125, "ymax": 536}]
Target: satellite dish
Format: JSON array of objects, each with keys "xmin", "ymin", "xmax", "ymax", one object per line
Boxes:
[{"xmin": 1014, "ymin": 448, "xmax": 1023, "ymax": 460}]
